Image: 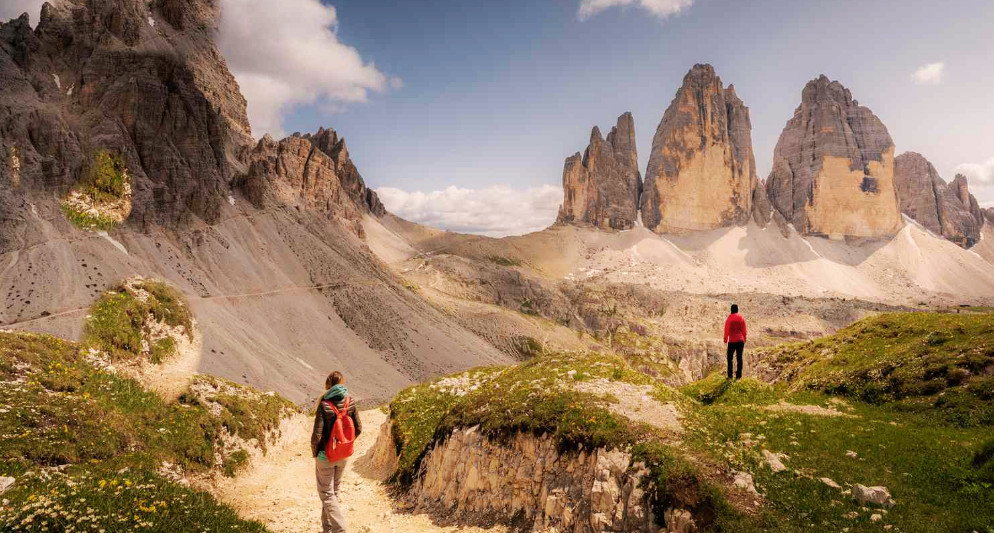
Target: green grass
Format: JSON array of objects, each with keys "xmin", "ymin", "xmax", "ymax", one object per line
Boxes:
[
  {"xmin": 0, "ymin": 326, "xmax": 294, "ymax": 532},
  {"xmin": 487, "ymin": 255, "xmax": 522, "ymax": 267},
  {"xmin": 0, "ymin": 460, "xmax": 268, "ymax": 533},
  {"xmin": 83, "ymin": 279, "xmax": 194, "ymax": 364},
  {"xmin": 182, "ymin": 375, "xmax": 297, "ymax": 452},
  {"xmin": 976, "ymin": 437, "xmax": 994, "ymax": 484},
  {"xmin": 762, "ymin": 312, "xmax": 994, "ymax": 426},
  {"xmin": 682, "ymin": 390, "xmax": 994, "ymax": 532},
  {"xmin": 681, "ymin": 374, "xmax": 780, "ymax": 406},
  {"xmin": 60, "ymin": 202, "xmax": 120, "ymax": 231}
]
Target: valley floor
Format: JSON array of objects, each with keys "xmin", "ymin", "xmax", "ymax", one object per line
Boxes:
[{"xmin": 209, "ymin": 409, "xmax": 508, "ymax": 533}]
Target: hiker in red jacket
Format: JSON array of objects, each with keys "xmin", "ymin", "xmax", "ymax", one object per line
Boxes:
[{"xmin": 724, "ymin": 304, "xmax": 747, "ymax": 380}]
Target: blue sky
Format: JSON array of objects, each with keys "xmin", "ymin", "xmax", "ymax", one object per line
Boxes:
[
  {"xmin": 282, "ymin": 0, "xmax": 994, "ymax": 234},
  {"xmin": 4, "ymin": 0, "xmax": 992, "ymax": 235}
]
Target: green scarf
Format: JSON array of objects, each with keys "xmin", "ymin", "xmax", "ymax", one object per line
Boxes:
[{"xmin": 323, "ymin": 384, "xmax": 348, "ymax": 401}]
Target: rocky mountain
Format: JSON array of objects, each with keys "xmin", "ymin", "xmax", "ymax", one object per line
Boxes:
[
  {"xmin": 766, "ymin": 75, "xmax": 902, "ymax": 239},
  {"xmin": 556, "ymin": 112, "xmax": 641, "ymax": 230},
  {"xmin": 0, "ymin": 0, "xmax": 383, "ymax": 253},
  {"xmin": 641, "ymin": 64, "xmax": 756, "ymax": 234},
  {"xmin": 951, "ymin": 174, "xmax": 986, "ymax": 227},
  {"xmin": 0, "ymin": 1, "xmax": 508, "ymax": 403},
  {"xmin": 894, "ymin": 152, "xmax": 982, "ymax": 247},
  {"xmin": 241, "ymin": 127, "xmax": 386, "ymax": 237}
]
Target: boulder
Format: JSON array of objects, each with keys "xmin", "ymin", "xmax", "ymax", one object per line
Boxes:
[
  {"xmin": 852, "ymin": 484, "xmax": 895, "ymax": 508},
  {"xmin": 641, "ymin": 64, "xmax": 755, "ymax": 234},
  {"xmin": 894, "ymin": 152, "xmax": 981, "ymax": 247},
  {"xmin": 557, "ymin": 112, "xmax": 641, "ymax": 230},
  {"xmin": 0, "ymin": 475, "xmax": 13, "ymax": 494},
  {"xmin": 766, "ymin": 75, "xmax": 902, "ymax": 239}
]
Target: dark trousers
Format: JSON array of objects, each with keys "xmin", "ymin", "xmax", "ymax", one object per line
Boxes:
[{"xmin": 727, "ymin": 341, "xmax": 745, "ymax": 379}]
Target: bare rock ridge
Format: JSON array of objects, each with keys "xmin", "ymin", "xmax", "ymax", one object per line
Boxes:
[
  {"xmin": 641, "ymin": 64, "xmax": 756, "ymax": 234},
  {"xmin": 894, "ymin": 152, "xmax": 982, "ymax": 247},
  {"xmin": 0, "ymin": 1, "xmax": 383, "ymax": 254},
  {"xmin": 241, "ymin": 127, "xmax": 386, "ymax": 235},
  {"xmin": 766, "ymin": 75, "xmax": 902, "ymax": 239},
  {"xmin": 557, "ymin": 112, "xmax": 642, "ymax": 230}
]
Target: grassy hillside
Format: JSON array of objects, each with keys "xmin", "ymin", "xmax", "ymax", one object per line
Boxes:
[
  {"xmin": 760, "ymin": 312, "xmax": 994, "ymax": 426},
  {"xmin": 389, "ymin": 312, "xmax": 994, "ymax": 533},
  {"xmin": 0, "ymin": 281, "xmax": 297, "ymax": 533}
]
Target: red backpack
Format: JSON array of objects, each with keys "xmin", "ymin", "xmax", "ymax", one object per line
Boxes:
[{"xmin": 323, "ymin": 397, "xmax": 356, "ymax": 462}]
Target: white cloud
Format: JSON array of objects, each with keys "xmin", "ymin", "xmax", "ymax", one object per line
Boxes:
[
  {"xmin": 955, "ymin": 158, "xmax": 994, "ymax": 186},
  {"xmin": 578, "ymin": 0, "xmax": 693, "ymax": 20},
  {"xmin": 911, "ymin": 62, "xmax": 945, "ymax": 85},
  {"xmin": 0, "ymin": 0, "xmax": 46, "ymax": 25},
  {"xmin": 377, "ymin": 185, "xmax": 563, "ymax": 238},
  {"xmin": 219, "ymin": 0, "xmax": 398, "ymax": 138}
]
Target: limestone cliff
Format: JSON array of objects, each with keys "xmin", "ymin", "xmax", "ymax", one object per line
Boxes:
[
  {"xmin": 766, "ymin": 75, "xmax": 901, "ymax": 239},
  {"xmin": 557, "ymin": 112, "xmax": 641, "ymax": 230},
  {"xmin": 410, "ymin": 426, "xmax": 661, "ymax": 532},
  {"xmin": 894, "ymin": 152, "xmax": 980, "ymax": 247},
  {"xmin": 641, "ymin": 64, "xmax": 756, "ymax": 234},
  {"xmin": 242, "ymin": 127, "xmax": 386, "ymax": 236},
  {"xmin": 951, "ymin": 174, "xmax": 986, "ymax": 228},
  {"xmin": 0, "ymin": 0, "xmax": 385, "ymax": 252}
]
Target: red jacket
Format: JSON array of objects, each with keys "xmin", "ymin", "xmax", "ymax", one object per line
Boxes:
[{"xmin": 724, "ymin": 313, "xmax": 747, "ymax": 343}]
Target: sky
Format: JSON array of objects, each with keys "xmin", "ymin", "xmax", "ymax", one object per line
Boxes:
[{"xmin": 3, "ymin": 0, "xmax": 993, "ymax": 236}]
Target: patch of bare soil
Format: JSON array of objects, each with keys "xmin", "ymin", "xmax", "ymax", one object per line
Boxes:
[
  {"xmin": 574, "ymin": 378, "xmax": 683, "ymax": 435},
  {"xmin": 764, "ymin": 401, "xmax": 856, "ymax": 418}
]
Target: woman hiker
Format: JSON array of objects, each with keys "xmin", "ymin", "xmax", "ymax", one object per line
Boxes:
[{"xmin": 311, "ymin": 371, "xmax": 362, "ymax": 533}]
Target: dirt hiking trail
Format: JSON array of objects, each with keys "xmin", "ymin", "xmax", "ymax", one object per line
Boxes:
[{"xmin": 210, "ymin": 409, "xmax": 508, "ymax": 533}]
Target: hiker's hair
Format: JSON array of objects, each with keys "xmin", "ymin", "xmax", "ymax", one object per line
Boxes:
[
  {"xmin": 326, "ymin": 371, "xmax": 345, "ymax": 389},
  {"xmin": 731, "ymin": 304, "xmax": 739, "ymax": 314}
]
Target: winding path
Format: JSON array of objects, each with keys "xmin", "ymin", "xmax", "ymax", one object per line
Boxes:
[{"xmin": 209, "ymin": 409, "xmax": 507, "ymax": 533}]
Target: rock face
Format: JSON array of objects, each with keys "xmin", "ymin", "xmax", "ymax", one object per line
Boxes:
[
  {"xmin": 893, "ymin": 152, "xmax": 982, "ymax": 247},
  {"xmin": 410, "ymin": 426, "xmax": 667, "ymax": 532},
  {"xmin": 641, "ymin": 64, "xmax": 756, "ymax": 234},
  {"xmin": 985, "ymin": 207, "xmax": 994, "ymax": 226},
  {"xmin": 241, "ymin": 127, "xmax": 386, "ymax": 235},
  {"xmin": 0, "ymin": 1, "xmax": 384, "ymax": 253},
  {"xmin": 557, "ymin": 113, "xmax": 641, "ymax": 230},
  {"xmin": 951, "ymin": 174, "xmax": 986, "ymax": 227},
  {"xmin": 766, "ymin": 75, "xmax": 902, "ymax": 239}
]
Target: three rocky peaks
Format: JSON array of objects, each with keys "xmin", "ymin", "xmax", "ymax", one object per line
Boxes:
[{"xmin": 557, "ymin": 65, "xmax": 991, "ymax": 247}]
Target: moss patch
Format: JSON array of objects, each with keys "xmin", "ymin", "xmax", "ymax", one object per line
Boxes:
[{"xmin": 61, "ymin": 149, "xmax": 133, "ymax": 231}]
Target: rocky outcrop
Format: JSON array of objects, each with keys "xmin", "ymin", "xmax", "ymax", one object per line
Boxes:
[
  {"xmin": 557, "ymin": 113, "xmax": 641, "ymax": 230},
  {"xmin": 985, "ymin": 207, "xmax": 994, "ymax": 226},
  {"xmin": 242, "ymin": 127, "xmax": 386, "ymax": 234},
  {"xmin": 0, "ymin": 0, "xmax": 250, "ymax": 249},
  {"xmin": 641, "ymin": 64, "xmax": 755, "ymax": 234},
  {"xmin": 410, "ymin": 426, "xmax": 667, "ymax": 533},
  {"xmin": 0, "ymin": 0, "xmax": 385, "ymax": 252},
  {"xmin": 951, "ymin": 174, "xmax": 986, "ymax": 227},
  {"xmin": 894, "ymin": 152, "xmax": 981, "ymax": 247},
  {"xmin": 766, "ymin": 75, "xmax": 901, "ymax": 239}
]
